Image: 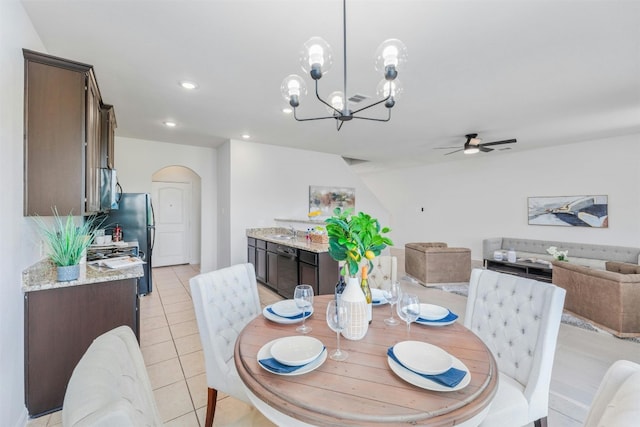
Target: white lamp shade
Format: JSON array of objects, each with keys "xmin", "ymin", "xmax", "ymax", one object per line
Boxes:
[
  {"xmin": 280, "ymin": 74, "xmax": 307, "ymax": 101},
  {"xmin": 374, "ymin": 39, "xmax": 408, "ymax": 73},
  {"xmin": 300, "ymin": 37, "xmax": 333, "ymax": 74},
  {"xmin": 376, "ymin": 79, "xmax": 403, "ymax": 99},
  {"xmin": 327, "ymin": 91, "xmax": 345, "ymax": 113}
]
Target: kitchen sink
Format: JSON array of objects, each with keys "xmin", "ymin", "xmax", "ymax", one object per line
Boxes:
[{"xmin": 269, "ymin": 234, "xmax": 295, "ymax": 240}]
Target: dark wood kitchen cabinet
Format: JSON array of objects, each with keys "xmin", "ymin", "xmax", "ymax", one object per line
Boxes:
[
  {"xmin": 24, "ymin": 278, "xmax": 139, "ymax": 416},
  {"xmin": 299, "ymin": 249, "xmax": 340, "ymax": 295},
  {"xmin": 100, "ymin": 104, "xmax": 117, "ymax": 169},
  {"xmin": 23, "ymin": 49, "xmax": 115, "ymax": 216}
]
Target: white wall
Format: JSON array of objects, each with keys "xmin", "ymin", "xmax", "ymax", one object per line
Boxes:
[
  {"xmin": 114, "ymin": 137, "xmax": 217, "ymax": 272},
  {"xmin": 223, "ymin": 140, "xmax": 390, "ymax": 267},
  {"xmin": 216, "ymin": 142, "xmax": 231, "ymax": 269},
  {"xmin": 362, "ymin": 134, "xmax": 640, "ymax": 261},
  {"xmin": 0, "ymin": 1, "xmax": 46, "ymax": 425}
]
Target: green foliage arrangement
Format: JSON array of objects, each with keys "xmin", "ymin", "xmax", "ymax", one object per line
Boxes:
[
  {"xmin": 33, "ymin": 208, "xmax": 103, "ymax": 266},
  {"xmin": 325, "ymin": 207, "xmax": 393, "ymax": 277}
]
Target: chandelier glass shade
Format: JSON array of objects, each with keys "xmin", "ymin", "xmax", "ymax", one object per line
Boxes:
[{"xmin": 281, "ymin": 0, "xmax": 407, "ymax": 130}]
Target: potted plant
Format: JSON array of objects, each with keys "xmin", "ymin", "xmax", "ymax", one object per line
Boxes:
[
  {"xmin": 33, "ymin": 208, "xmax": 103, "ymax": 282},
  {"xmin": 325, "ymin": 208, "xmax": 393, "ymax": 339}
]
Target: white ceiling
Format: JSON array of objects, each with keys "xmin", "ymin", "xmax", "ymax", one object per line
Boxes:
[{"xmin": 21, "ymin": 0, "xmax": 640, "ymax": 171}]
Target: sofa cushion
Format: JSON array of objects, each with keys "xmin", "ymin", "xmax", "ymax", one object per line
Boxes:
[
  {"xmin": 406, "ymin": 242, "xmax": 447, "ymax": 251},
  {"xmin": 607, "ymin": 261, "xmax": 640, "ymax": 274}
]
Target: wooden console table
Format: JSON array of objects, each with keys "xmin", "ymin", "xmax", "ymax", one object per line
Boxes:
[{"xmin": 484, "ymin": 259, "xmax": 553, "ymax": 283}]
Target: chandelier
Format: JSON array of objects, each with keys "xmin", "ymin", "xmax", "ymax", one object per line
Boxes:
[{"xmin": 280, "ymin": 0, "xmax": 408, "ymax": 131}]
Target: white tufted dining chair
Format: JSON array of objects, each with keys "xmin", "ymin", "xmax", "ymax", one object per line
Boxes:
[
  {"xmin": 367, "ymin": 255, "xmax": 398, "ymax": 289},
  {"xmin": 583, "ymin": 360, "xmax": 640, "ymax": 427},
  {"xmin": 464, "ymin": 268, "xmax": 566, "ymax": 427},
  {"xmin": 190, "ymin": 263, "xmax": 262, "ymax": 427}
]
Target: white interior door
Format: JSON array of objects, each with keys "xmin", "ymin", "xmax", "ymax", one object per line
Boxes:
[{"xmin": 152, "ymin": 182, "xmax": 191, "ymax": 267}]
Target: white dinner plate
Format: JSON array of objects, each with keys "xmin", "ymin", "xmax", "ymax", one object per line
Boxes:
[
  {"xmin": 393, "ymin": 341, "xmax": 452, "ymax": 375},
  {"xmin": 371, "ymin": 288, "xmax": 387, "ymax": 306},
  {"xmin": 257, "ymin": 338, "xmax": 327, "ymax": 376},
  {"xmin": 388, "ymin": 353, "xmax": 471, "ymax": 392},
  {"xmin": 270, "ymin": 300, "xmax": 303, "ymax": 317},
  {"xmin": 262, "ymin": 305, "xmax": 313, "ymax": 324},
  {"xmin": 270, "ymin": 336, "xmax": 324, "ymax": 366},
  {"xmin": 418, "ymin": 303, "xmax": 449, "ymax": 321}
]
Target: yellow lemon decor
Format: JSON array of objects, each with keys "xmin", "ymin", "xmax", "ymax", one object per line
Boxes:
[{"xmin": 325, "ymin": 208, "xmax": 393, "ymax": 277}]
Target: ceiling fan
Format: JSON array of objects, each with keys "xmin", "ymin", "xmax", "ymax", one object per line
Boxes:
[{"xmin": 435, "ymin": 133, "xmax": 517, "ymax": 155}]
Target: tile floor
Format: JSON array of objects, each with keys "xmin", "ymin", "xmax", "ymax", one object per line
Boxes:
[{"xmin": 28, "ymin": 263, "xmax": 640, "ymax": 427}]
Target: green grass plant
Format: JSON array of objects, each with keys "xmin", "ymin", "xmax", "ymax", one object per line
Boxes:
[{"xmin": 33, "ymin": 208, "xmax": 103, "ymax": 266}]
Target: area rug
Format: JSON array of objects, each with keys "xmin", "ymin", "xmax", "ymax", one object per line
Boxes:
[{"xmin": 427, "ymin": 281, "xmax": 640, "ymax": 344}]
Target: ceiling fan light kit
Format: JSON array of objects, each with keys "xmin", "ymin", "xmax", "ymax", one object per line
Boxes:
[
  {"xmin": 281, "ymin": 0, "xmax": 407, "ymax": 130},
  {"xmin": 437, "ymin": 133, "xmax": 517, "ymax": 156}
]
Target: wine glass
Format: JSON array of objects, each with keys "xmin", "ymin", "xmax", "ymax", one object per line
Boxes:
[
  {"xmin": 382, "ymin": 280, "xmax": 401, "ymax": 326},
  {"xmin": 396, "ymin": 293, "xmax": 420, "ymax": 334},
  {"xmin": 294, "ymin": 284, "xmax": 314, "ymax": 334},
  {"xmin": 326, "ymin": 299, "xmax": 350, "ymax": 361}
]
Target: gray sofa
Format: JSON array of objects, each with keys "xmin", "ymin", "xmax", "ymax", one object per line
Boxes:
[{"xmin": 483, "ymin": 237, "xmax": 640, "ymax": 270}]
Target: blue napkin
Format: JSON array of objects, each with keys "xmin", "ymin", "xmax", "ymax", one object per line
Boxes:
[
  {"xmin": 267, "ymin": 306, "xmax": 305, "ymax": 319},
  {"xmin": 387, "ymin": 347, "xmax": 467, "ymax": 388},
  {"xmin": 259, "ymin": 357, "xmax": 305, "ymax": 373},
  {"xmin": 259, "ymin": 347, "xmax": 326, "ymax": 374},
  {"xmin": 418, "ymin": 310, "xmax": 458, "ymax": 323}
]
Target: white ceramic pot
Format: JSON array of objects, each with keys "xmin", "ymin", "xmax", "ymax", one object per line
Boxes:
[{"xmin": 341, "ymin": 277, "xmax": 368, "ymax": 340}]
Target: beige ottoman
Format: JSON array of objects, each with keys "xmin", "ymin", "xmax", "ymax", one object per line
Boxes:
[{"xmin": 405, "ymin": 242, "xmax": 471, "ymax": 285}]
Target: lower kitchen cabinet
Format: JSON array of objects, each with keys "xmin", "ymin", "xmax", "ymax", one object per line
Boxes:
[
  {"xmin": 299, "ymin": 249, "xmax": 339, "ymax": 296},
  {"xmin": 24, "ymin": 278, "xmax": 139, "ymax": 416},
  {"xmin": 247, "ymin": 237, "xmax": 339, "ymax": 298}
]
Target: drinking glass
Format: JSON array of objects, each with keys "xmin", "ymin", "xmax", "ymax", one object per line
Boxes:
[
  {"xmin": 382, "ymin": 280, "xmax": 401, "ymax": 326},
  {"xmin": 326, "ymin": 299, "xmax": 350, "ymax": 361},
  {"xmin": 294, "ymin": 284, "xmax": 314, "ymax": 334},
  {"xmin": 396, "ymin": 293, "xmax": 420, "ymax": 334}
]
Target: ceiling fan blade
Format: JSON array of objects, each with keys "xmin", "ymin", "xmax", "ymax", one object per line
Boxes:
[
  {"xmin": 444, "ymin": 148, "xmax": 463, "ymax": 155},
  {"xmin": 479, "ymin": 146, "xmax": 493, "ymax": 153},
  {"xmin": 481, "ymin": 138, "xmax": 517, "ymax": 147},
  {"xmin": 433, "ymin": 146, "xmax": 460, "ymax": 150}
]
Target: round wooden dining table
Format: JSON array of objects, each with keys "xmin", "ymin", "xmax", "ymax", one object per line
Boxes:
[{"xmin": 234, "ymin": 295, "xmax": 498, "ymax": 426}]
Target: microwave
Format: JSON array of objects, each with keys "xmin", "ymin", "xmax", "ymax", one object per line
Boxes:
[{"xmin": 100, "ymin": 168, "xmax": 121, "ymax": 211}]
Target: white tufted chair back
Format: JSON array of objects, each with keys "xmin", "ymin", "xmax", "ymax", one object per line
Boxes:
[
  {"xmin": 367, "ymin": 256, "xmax": 398, "ymax": 289},
  {"xmin": 62, "ymin": 326, "xmax": 162, "ymax": 427},
  {"xmin": 190, "ymin": 263, "xmax": 262, "ymax": 425},
  {"xmin": 464, "ymin": 268, "xmax": 566, "ymax": 427},
  {"xmin": 583, "ymin": 360, "xmax": 640, "ymax": 427}
]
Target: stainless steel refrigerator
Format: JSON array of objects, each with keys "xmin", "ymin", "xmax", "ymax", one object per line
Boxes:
[{"xmin": 102, "ymin": 193, "xmax": 155, "ymax": 295}]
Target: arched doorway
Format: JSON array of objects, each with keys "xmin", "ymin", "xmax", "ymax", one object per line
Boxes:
[{"xmin": 151, "ymin": 166, "xmax": 202, "ymax": 267}]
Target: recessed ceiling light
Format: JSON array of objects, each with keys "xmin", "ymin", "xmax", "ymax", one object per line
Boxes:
[
  {"xmin": 241, "ymin": 133, "xmax": 251, "ymax": 139},
  {"xmin": 163, "ymin": 121, "xmax": 177, "ymax": 127},
  {"xmin": 180, "ymin": 81, "xmax": 198, "ymax": 90},
  {"xmin": 282, "ymin": 107, "xmax": 293, "ymax": 114}
]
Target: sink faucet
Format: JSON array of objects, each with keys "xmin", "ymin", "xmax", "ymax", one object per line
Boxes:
[{"xmin": 289, "ymin": 226, "xmax": 297, "ymax": 238}]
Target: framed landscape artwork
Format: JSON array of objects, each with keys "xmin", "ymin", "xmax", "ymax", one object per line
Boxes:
[
  {"xmin": 528, "ymin": 195, "xmax": 608, "ymax": 228},
  {"xmin": 309, "ymin": 185, "xmax": 355, "ymax": 217}
]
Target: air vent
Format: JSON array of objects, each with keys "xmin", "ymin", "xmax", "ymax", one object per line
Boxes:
[{"xmin": 348, "ymin": 94, "xmax": 369, "ymax": 103}]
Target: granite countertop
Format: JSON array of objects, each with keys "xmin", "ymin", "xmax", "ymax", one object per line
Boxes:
[
  {"xmin": 23, "ymin": 259, "xmax": 144, "ymax": 292},
  {"xmin": 246, "ymin": 227, "xmax": 330, "ymax": 253}
]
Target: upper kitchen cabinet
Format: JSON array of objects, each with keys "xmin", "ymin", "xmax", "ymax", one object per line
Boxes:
[
  {"xmin": 23, "ymin": 49, "xmax": 115, "ymax": 216},
  {"xmin": 100, "ymin": 104, "xmax": 116, "ymax": 169}
]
